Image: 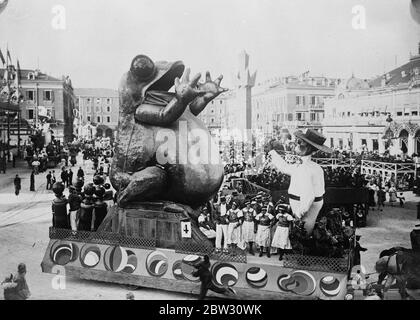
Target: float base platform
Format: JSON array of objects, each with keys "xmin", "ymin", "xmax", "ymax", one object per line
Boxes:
[{"xmin": 41, "ymin": 229, "xmax": 350, "ymax": 300}]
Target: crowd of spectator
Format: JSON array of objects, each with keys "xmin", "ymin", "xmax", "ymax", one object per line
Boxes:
[
  {"xmin": 247, "ymin": 167, "xmax": 291, "ymax": 190},
  {"xmin": 222, "ymin": 144, "xmax": 418, "ymax": 192},
  {"xmin": 24, "ymin": 137, "xmax": 68, "ymax": 175},
  {"xmin": 316, "ymin": 149, "xmax": 417, "ymax": 164},
  {"xmin": 51, "ymin": 137, "xmax": 115, "ymax": 232}
]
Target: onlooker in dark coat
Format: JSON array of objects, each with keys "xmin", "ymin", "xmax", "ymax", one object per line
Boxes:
[
  {"xmin": 60, "ymin": 168, "xmax": 68, "ymax": 187},
  {"xmin": 14, "ymin": 174, "xmax": 21, "ymax": 196},
  {"xmin": 77, "ymin": 167, "xmax": 84, "ymax": 179},
  {"xmin": 67, "ymin": 169, "xmax": 73, "ymax": 186},
  {"xmin": 0, "ymin": 156, "xmax": 6, "ymax": 174},
  {"xmin": 30, "ymin": 171, "xmax": 35, "ymax": 192},
  {"xmin": 46, "ymin": 171, "xmax": 52, "ymax": 190},
  {"xmin": 68, "ymin": 186, "xmax": 82, "ymax": 231},
  {"xmin": 52, "ymin": 183, "xmax": 69, "ymax": 229},
  {"xmin": 377, "ymin": 187, "xmax": 386, "ymax": 211}
]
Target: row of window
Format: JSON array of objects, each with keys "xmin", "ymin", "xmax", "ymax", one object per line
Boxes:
[
  {"xmin": 209, "ymin": 113, "xmax": 322, "ymax": 126},
  {"xmin": 25, "ymin": 90, "xmax": 53, "ymax": 102},
  {"xmin": 85, "ymin": 98, "xmax": 112, "ymax": 104},
  {"xmin": 396, "ymin": 111, "xmax": 418, "ymax": 117},
  {"xmin": 26, "ymin": 109, "xmax": 53, "ymax": 119},
  {"xmin": 86, "ymin": 106, "xmax": 112, "ymax": 113},
  {"xmin": 296, "ymin": 95, "xmax": 327, "ymax": 106},
  {"xmin": 296, "ymin": 112, "xmax": 323, "ymax": 122},
  {"xmin": 331, "ymin": 110, "xmax": 419, "ymax": 118},
  {"xmin": 207, "ymin": 108, "xmax": 223, "ymax": 114},
  {"xmin": 330, "ymin": 138, "xmax": 379, "ymax": 151},
  {"xmin": 255, "ymin": 112, "xmax": 323, "ymax": 122},
  {"xmin": 86, "ymin": 116, "xmax": 112, "ymax": 123}
]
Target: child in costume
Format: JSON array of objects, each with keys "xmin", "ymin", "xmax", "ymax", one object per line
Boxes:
[
  {"xmin": 241, "ymin": 200, "xmax": 257, "ymax": 255},
  {"xmin": 255, "ymin": 206, "xmax": 274, "ymax": 257},
  {"xmin": 271, "ymin": 204, "xmax": 294, "ymax": 260},
  {"xmin": 226, "ymin": 201, "xmax": 243, "ymax": 255}
]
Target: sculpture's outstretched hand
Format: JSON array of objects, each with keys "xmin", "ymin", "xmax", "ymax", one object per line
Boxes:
[
  {"xmin": 175, "ymin": 68, "xmax": 205, "ymax": 104},
  {"xmin": 188, "ymin": 72, "xmax": 228, "ymax": 116},
  {"xmin": 198, "ymin": 72, "xmax": 228, "ymax": 102}
]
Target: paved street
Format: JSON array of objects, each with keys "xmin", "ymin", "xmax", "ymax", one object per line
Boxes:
[
  {"xmin": 0, "ymin": 155, "xmax": 418, "ymax": 300},
  {"xmin": 0, "ymin": 156, "xmax": 191, "ymax": 300}
]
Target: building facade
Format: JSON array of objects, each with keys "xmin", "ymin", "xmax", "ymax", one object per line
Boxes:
[
  {"xmin": 1, "ymin": 67, "xmax": 76, "ymax": 144},
  {"xmin": 74, "ymin": 88, "xmax": 119, "ymax": 140},
  {"xmin": 251, "ymin": 75, "xmax": 336, "ymax": 136},
  {"xmin": 198, "ymin": 54, "xmax": 336, "ymax": 140},
  {"xmin": 322, "ymin": 42, "xmax": 420, "ymax": 155},
  {"xmin": 198, "ymin": 91, "xmax": 232, "ymax": 134}
]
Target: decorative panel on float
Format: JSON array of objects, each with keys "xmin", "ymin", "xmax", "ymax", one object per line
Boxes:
[{"xmin": 44, "ymin": 240, "xmax": 347, "ymax": 300}]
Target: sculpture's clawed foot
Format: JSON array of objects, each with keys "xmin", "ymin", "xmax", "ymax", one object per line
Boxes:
[
  {"xmin": 163, "ymin": 203, "xmax": 185, "ymax": 213},
  {"xmin": 115, "ymin": 166, "xmax": 167, "ymax": 206}
]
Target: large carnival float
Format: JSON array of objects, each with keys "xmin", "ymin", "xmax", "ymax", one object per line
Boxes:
[{"xmin": 41, "ymin": 55, "xmax": 354, "ymax": 300}]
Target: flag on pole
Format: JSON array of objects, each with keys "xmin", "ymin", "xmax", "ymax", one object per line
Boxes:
[
  {"xmin": 16, "ymin": 59, "xmax": 21, "ymax": 80},
  {"xmin": 0, "ymin": 49, "xmax": 5, "ymax": 65},
  {"xmin": 6, "ymin": 49, "xmax": 12, "ymax": 64},
  {"xmin": 15, "ymin": 59, "xmax": 20, "ymax": 87},
  {"xmin": 2, "ymin": 65, "xmax": 8, "ymax": 82}
]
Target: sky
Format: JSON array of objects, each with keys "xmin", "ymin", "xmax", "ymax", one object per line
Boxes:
[{"xmin": 0, "ymin": 0, "xmax": 419, "ymax": 89}]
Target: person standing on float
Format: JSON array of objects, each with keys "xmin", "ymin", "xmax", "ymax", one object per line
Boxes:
[
  {"xmin": 271, "ymin": 204, "xmax": 294, "ymax": 260},
  {"xmin": 255, "ymin": 206, "xmax": 274, "ymax": 257},
  {"xmin": 68, "ymin": 186, "xmax": 82, "ymax": 231},
  {"xmin": 241, "ymin": 200, "xmax": 257, "ymax": 255},
  {"xmin": 213, "ymin": 196, "xmax": 230, "ymax": 254},
  {"xmin": 268, "ymin": 129, "xmax": 333, "ymax": 235},
  {"xmin": 226, "ymin": 201, "xmax": 243, "ymax": 255}
]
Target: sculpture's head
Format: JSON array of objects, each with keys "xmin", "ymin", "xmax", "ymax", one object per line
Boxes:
[{"xmin": 129, "ymin": 54, "xmax": 185, "ymax": 98}]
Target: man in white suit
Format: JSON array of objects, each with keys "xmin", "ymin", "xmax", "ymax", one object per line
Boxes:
[{"xmin": 268, "ymin": 129, "xmax": 333, "ymax": 235}]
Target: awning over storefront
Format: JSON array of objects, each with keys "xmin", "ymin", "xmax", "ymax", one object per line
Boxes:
[{"xmin": 0, "ymin": 101, "xmax": 21, "ymax": 112}]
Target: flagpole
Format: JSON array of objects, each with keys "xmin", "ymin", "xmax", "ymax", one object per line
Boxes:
[
  {"xmin": 6, "ymin": 44, "xmax": 10, "ymax": 159},
  {"xmin": 16, "ymin": 58, "xmax": 21, "ymax": 158},
  {"xmin": 17, "ymin": 109, "xmax": 21, "ymax": 158},
  {"xmin": 6, "ymin": 43, "xmax": 9, "ymax": 68},
  {"xmin": 7, "ymin": 109, "xmax": 10, "ymax": 161}
]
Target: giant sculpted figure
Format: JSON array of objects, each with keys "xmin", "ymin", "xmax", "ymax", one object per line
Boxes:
[{"xmin": 110, "ymin": 55, "xmax": 226, "ymax": 207}]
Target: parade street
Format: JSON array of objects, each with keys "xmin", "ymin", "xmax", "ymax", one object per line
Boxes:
[
  {"xmin": 0, "ymin": 155, "xmax": 190, "ymax": 300},
  {"xmin": 0, "ymin": 155, "xmax": 417, "ymax": 300},
  {"xmin": 1, "ymin": 0, "xmax": 420, "ymax": 305}
]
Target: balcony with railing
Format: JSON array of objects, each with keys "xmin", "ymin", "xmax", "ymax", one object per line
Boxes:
[
  {"xmin": 323, "ymin": 112, "xmax": 420, "ymax": 127},
  {"xmin": 308, "ymin": 103, "xmax": 324, "ymax": 110},
  {"xmin": 283, "ymin": 120, "xmax": 323, "ymax": 128}
]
